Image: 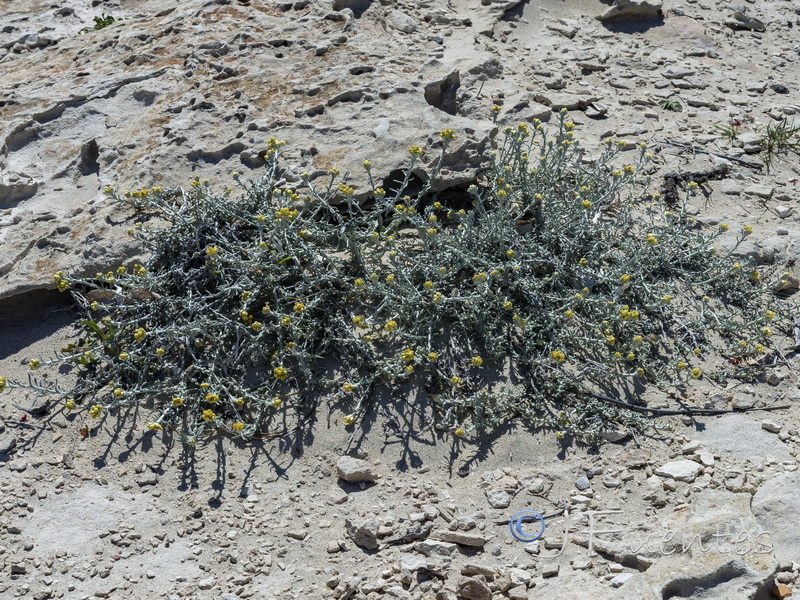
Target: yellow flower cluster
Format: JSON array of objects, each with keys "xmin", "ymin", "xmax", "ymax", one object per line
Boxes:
[
  {"xmin": 275, "ymin": 207, "xmax": 299, "ymax": 220},
  {"xmin": 408, "ymin": 145, "xmax": 424, "ymax": 157},
  {"xmin": 88, "ymin": 404, "xmax": 104, "ymax": 419},
  {"xmin": 273, "ymin": 366, "xmax": 288, "ymax": 381},
  {"xmin": 440, "ymin": 129, "xmax": 456, "ymax": 141},
  {"xmin": 232, "ymin": 422, "xmax": 245, "ymax": 432},
  {"xmin": 618, "ymin": 306, "xmax": 640, "ymax": 320},
  {"xmin": 0, "ymin": 376, "xmax": 6, "ymax": 392},
  {"xmin": 133, "ymin": 328, "xmax": 146, "ymax": 342},
  {"xmin": 343, "ymin": 382, "xmax": 356, "ymax": 393},
  {"xmin": 202, "ymin": 409, "xmax": 216, "ymax": 422},
  {"xmin": 472, "ymin": 272, "xmax": 487, "ymax": 283},
  {"xmin": 384, "ymin": 319, "xmax": 397, "ymax": 332},
  {"xmin": 147, "ymin": 422, "xmax": 163, "ymax": 431},
  {"xmin": 52, "ymin": 271, "xmax": 70, "ymax": 292},
  {"xmin": 551, "ymin": 350, "xmax": 566, "ymax": 363},
  {"xmin": 470, "ymin": 356, "xmax": 483, "ymax": 367},
  {"xmin": 337, "ymin": 183, "xmax": 355, "ymax": 196},
  {"xmin": 401, "ymin": 349, "xmax": 415, "ymax": 361}
]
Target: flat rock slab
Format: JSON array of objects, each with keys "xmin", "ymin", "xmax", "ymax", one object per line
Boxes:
[
  {"xmin": 751, "ymin": 473, "xmax": 800, "ymax": 562},
  {"xmin": 695, "ymin": 414, "xmax": 793, "ymax": 462},
  {"xmin": 654, "ymin": 459, "xmax": 702, "ymax": 482}
]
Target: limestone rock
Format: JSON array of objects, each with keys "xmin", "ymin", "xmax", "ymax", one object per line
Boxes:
[
  {"xmin": 345, "ymin": 515, "xmax": 380, "ymax": 549},
  {"xmin": 456, "ymin": 576, "xmax": 492, "ymax": 600},
  {"xmin": 725, "ymin": 11, "xmax": 766, "ymax": 32},
  {"xmin": 433, "ymin": 529, "xmax": 488, "ymax": 547},
  {"xmin": 752, "ymin": 473, "xmax": 800, "ymax": 562},
  {"xmin": 387, "ymin": 9, "xmax": 418, "ymax": 34},
  {"xmin": 597, "ymin": 0, "xmax": 663, "ymax": 23},
  {"xmin": 337, "ymin": 455, "xmax": 379, "ymax": 483},
  {"xmin": 485, "ymin": 488, "xmax": 510, "ymax": 509},
  {"xmin": 654, "ymin": 459, "xmax": 702, "ymax": 482}
]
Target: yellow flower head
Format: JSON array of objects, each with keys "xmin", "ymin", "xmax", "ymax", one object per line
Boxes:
[
  {"xmin": 172, "ymin": 397, "xmax": 184, "ymax": 407},
  {"xmin": 408, "ymin": 145, "xmax": 424, "ymax": 157},
  {"xmin": 620, "ymin": 274, "xmax": 630, "ymax": 283},
  {"xmin": 354, "ymin": 278, "xmax": 366, "ymax": 288},
  {"xmin": 273, "ymin": 366, "xmax": 288, "ymax": 381},
  {"xmin": 155, "ymin": 347, "xmax": 165, "ymax": 356},
  {"xmin": 64, "ymin": 399, "xmax": 75, "ymax": 410},
  {"xmin": 503, "ymin": 300, "xmax": 513, "ymax": 310},
  {"xmin": 232, "ymin": 422, "xmax": 245, "ymax": 433},
  {"xmin": 765, "ymin": 310, "xmax": 776, "ymax": 321},
  {"xmin": 428, "ymin": 352, "xmax": 437, "ymax": 362},
  {"xmin": 472, "ymin": 272, "xmax": 487, "ymax": 283},
  {"xmin": 88, "ymin": 404, "xmax": 104, "ymax": 419},
  {"xmin": 113, "ymin": 388, "xmax": 124, "ymax": 399},
  {"xmin": 691, "ymin": 368, "xmax": 702, "ymax": 380},
  {"xmin": 506, "ymin": 249, "xmax": 515, "ymax": 259},
  {"xmin": 202, "ymin": 409, "xmax": 216, "ymax": 422},
  {"xmin": 29, "ymin": 359, "xmax": 40, "ymax": 371},
  {"xmin": 384, "ymin": 319, "xmax": 397, "ymax": 332},
  {"xmin": 147, "ymin": 422, "xmax": 163, "ymax": 431},
  {"xmin": 433, "ymin": 292, "xmax": 445, "ymax": 304},
  {"xmin": 471, "ymin": 356, "xmax": 483, "ymax": 367},
  {"xmin": 401, "ymin": 349, "xmax": 415, "ymax": 362},
  {"xmin": 272, "ymin": 397, "xmax": 283, "ymax": 408},
  {"xmin": 440, "ymin": 128, "xmax": 456, "ymax": 141},
  {"xmin": 719, "ymin": 223, "xmax": 729, "ymax": 232},
  {"xmin": 743, "ymin": 225, "xmax": 753, "ymax": 235},
  {"xmin": 205, "ymin": 246, "xmax": 219, "ymax": 257},
  {"xmin": 294, "ymin": 302, "xmax": 305, "ymax": 314},
  {"xmin": 551, "ymin": 350, "xmax": 566, "ymax": 363},
  {"xmin": 343, "ymin": 414, "xmax": 355, "ymax": 426},
  {"xmin": 133, "ymin": 328, "xmax": 146, "ymax": 342},
  {"xmin": 450, "ymin": 376, "xmax": 462, "ymax": 386},
  {"xmin": 454, "ymin": 427, "xmax": 465, "ymax": 437},
  {"xmin": 647, "ymin": 233, "xmax": 658, "ymax": 245},
  {"xmin": 205, "ymin": 393, "xmax": 219, "ymax": 403}
]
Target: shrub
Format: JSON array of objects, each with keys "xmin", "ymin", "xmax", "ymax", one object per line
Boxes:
[
  {"xmin": 78, "ymin": 14, "xmax": 121, "ymax": 35},
  {"xmin": 4, "ymin": 111, "xmax": 794, "ymax": 445}
]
